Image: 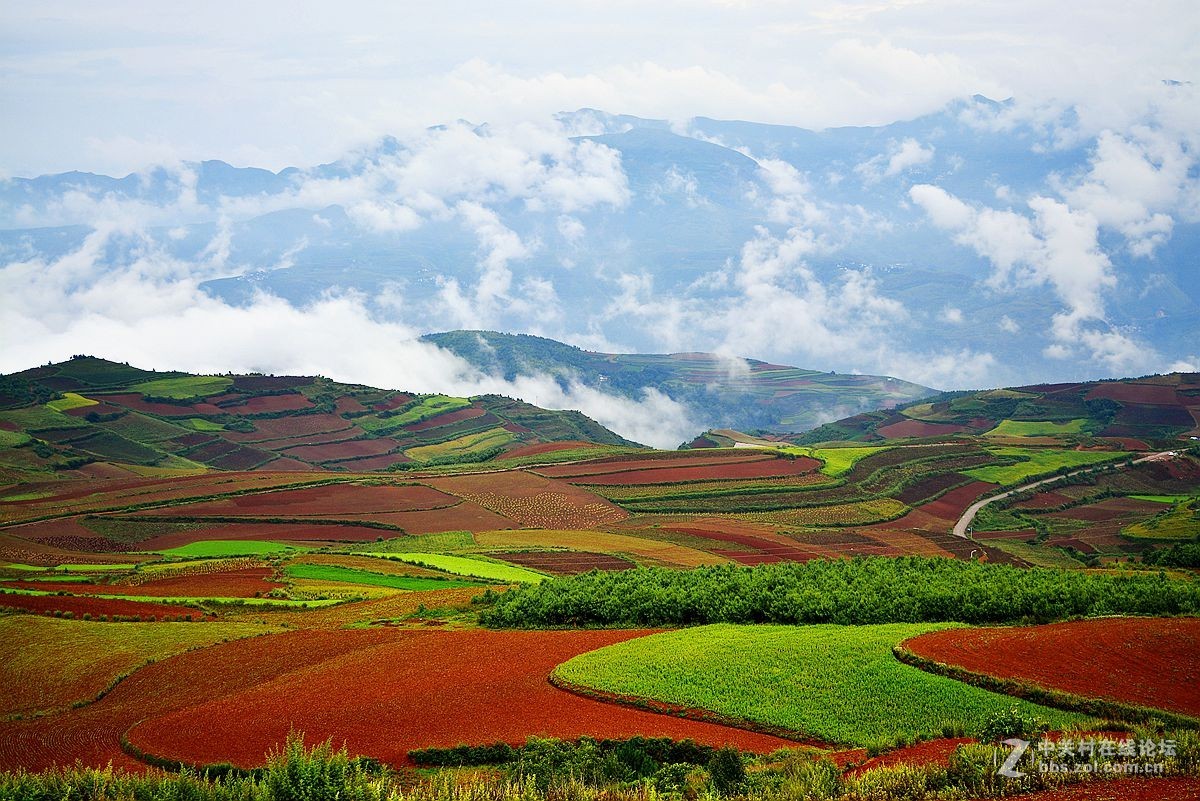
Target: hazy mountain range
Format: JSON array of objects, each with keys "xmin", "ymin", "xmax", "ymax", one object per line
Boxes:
[{"xmin": 4, "ymin": 94, "xmax": 1197, "ymax": 424}]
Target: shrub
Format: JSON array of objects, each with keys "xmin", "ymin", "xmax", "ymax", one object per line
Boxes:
[
  {"xmin": 979, "ymin": 706, "xmax": 1049, "ymax": 743},
  {"xmin": 707, "ymin": 747, "xmax": 745, "ymax": 795}
]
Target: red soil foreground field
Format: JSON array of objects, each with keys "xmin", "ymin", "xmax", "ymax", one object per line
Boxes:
[
  {"xmin": 0, "ymin": 628, "xmax": 793, "ymax": 772},
  {"xmin": 904, "ymin": 617, "xmax": 1200, "ymax": 718},
  {"xmin": 0, "ymin": 593, "xmax": 198, "ymax": 620},
  {"xmin": 1005, "ymin": 777, "xmax": 1200, "ymax": 800},
  {"xmin": 125, "ymin": 629, "xmax": 795, "ymax": 769}
]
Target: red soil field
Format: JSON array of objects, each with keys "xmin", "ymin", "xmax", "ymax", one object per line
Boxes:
[
  {"xmin": 325, "ymin": 453, "xmax": 412, "ymax": 471},
  {"xmin": 919, "ymin": 481, "xmax": 996, "ymax": 521},
  {"xmin": 230, "ymin": 376, "xmax": 313, "ymax": 393},
  {"xmin": 427, "ymin": 471, "xmax": 626, "ymax": 529},
  {"xmin": 904, "ymin": 617, "xmax": 1200, "ymax": 717},
  {"xmin": 1004, "ymin": 777, "xmax": 1200, "ymax": 800},
  {"xmin": 1043, "ymin": 497, "xmax": 1162, "ymax": 522},
  {"xmin": 7, "ymin": 567, "xmax": 282, "ymax": 599},
  {"xmin": 536, "ymin": 452, "xmax": 769, "ymax": 479},
  {"xmin": 0, "ymin": 593, "xmax": 199, "ymax": 620},
  {"xmin": 493, "ymin": 550, "xmax": 636, "ymax": 574},
  {"xmin": 257, "ymin": 456, "xmax": 319, "ymax": 471},
  {"xmin": 876, "ymin": 419, "xmax": 967, "ymax": 438},
  {"xmin": 136, "ymin": 522, "xmax": 403, "ymax": 550},
  {"xmin": 662, "ymin": 527, "xmax": 817, "ymax": 563},
  {"xmin": 371, "ymin": 394, "xmax": 413, "ymax": 411},
  {"xmin": 144, "ymin": 483, "xmax": 459, "ymax": 517},
  {"xmin": 845, "ymin": 737, "xmax": 972, "ymax": 775},
  {"xmin": 282, "ymin": 438, "xmax": 401, "ymax": 463},
  {"xmin": 253, "ymin": 427, "xmax": 365, "ymax": 448},
  {"xmin": 334, "ymin": 396, "xmax": 367, "ymax": 414},
  {"xmin": 970, "ymin": 528, "xmax": 1038, "ymax": 540},
  {"xmin": 64, "ymin": 401, "xmax": 125, "ymax": 418},
  {"xmin": 100, "ymin": 394, "xmax": 224, "ymax": 417},
  {"xmin": 564, "ymin": 457, "xmax": 822, "ymax": 486},
  {"xmin": 209, "ymin": 446, "xmax": 274, "ymax": 471},
  {"xmin": 1086, "ymin": 383, "xmax": 1180, "ymax": 405},
  {"xmin": 406, "ymin": 406, "xmax": 486, "ymax": 431},
  {"xmin": 218, "ymin": 393, "xmax": 314, "ymax": 414},
  {"xmin": 503, "ymin": 440, "xmax": 595, "ymax": 459},
  {"xmin": 123, "ymin": 629, "xmax": 795, "ymax": 770},
  {"xmin": 222, "ymin": 414, "xmax": 354, "ymax": 442}
]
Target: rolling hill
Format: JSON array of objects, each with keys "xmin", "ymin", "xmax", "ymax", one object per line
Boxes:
[
  {"xmin": 422, "ymin": 330, "xmax": 935, "ymax": 435},
  {"xmin": 0, "ymin": 356, "xmax": 635, "ymax": 483}
]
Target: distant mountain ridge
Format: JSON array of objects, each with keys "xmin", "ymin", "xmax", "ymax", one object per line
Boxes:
[
  {"xmin": 3, "ymin": 96, "xmax": 1196, "ymax": 388},
  {"xmin": 422, "ymin": 330, "xmax": 935, "ymax": 436}
]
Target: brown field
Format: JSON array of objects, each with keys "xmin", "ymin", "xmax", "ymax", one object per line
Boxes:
[
  {"xmin": 406, "ymin": 406, "xmax": 486, "ymax": 431},
  {"xmin": 136, "ymin": 483, "xmax": 458, "ymax": 517},
  {"xmin": 282, "ymin": 438, "xmax": 402, "ymax": 463},
  {"xmin": 121, "ymin": 629, "xmax": 795, "ymax": 770},
  {"xmin": 428, "ymin": 471, "xmax": 627, "ymax": 529},
  {"xmin": 222, "ymin": 415, "xmax": 355, "ymax": 443},
  {"xmin": 0, "ymin": 593, "xmax": 198, "ymax": 620},
  {"xmin": 876, "ymin": 419, "xmax": 968, "ymax": 438},
  {"xmin": 218, "ymin": 393, "xmax": 314, "ymax": 414},
  {"xmin": 904, "ymin": 617, "xmax": 1200, "ymax": 718},
  {"xmin": 475, "ymin": 529, "xmax": 728, "ymax": 568},
  {"xmin": 563, "ymin": 457, "xmax": 822, "ymax": 486}
]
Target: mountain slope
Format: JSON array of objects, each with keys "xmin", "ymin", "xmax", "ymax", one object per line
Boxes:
[
  {"xmin": 776, "ymin": 373, "xmax": 1200, "ymax": 448},
  {"xmin": 0, "ymin": 356, "xmax": 636, "ymax": 483},
  {"xmin": 422, "ymin": 330, "xmax": 935, "ymax": 434}
]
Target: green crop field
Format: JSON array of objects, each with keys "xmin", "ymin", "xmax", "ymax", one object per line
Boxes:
[
  {"xmin": 361, "ymin": 552, "xmax": 546, "ymax": 583},
  {"xmin": 149, "ymin": 540, "xmax": 304, "ymax": 558},
  {"xmin": 128, "ymin": 375, "xmax": 233, "ymax": 399},
  {"xmin": 983, "ymin": 419, "xmax": 1088, "ymax": 438},
  {"xmin": 359, "ymin": 395, "xmax": 472, "ymax": 434},
  {"xmin": 45, "ymin": 392, "xmax": 98, "ymax": 412},
  {"xmin": 1123, "ymin": 498, "xmax": 1200, "ymax": 540},
  {"xmin": 184, "ymin": 418, "xmax": 226, "ymax": 431},
  {"xmin": 284, "ymin": 563, "xmax": 480, "ymax": 590},
  {"xmin": 554, "ymin": 623, "xmax": 1090, "ymax": 748},
  {"xmin": 1130, "ymin": 494, "xmax": 1196, "ymax": 504},
  {"xmin": 778, "ymin": 445, "xmax": 892, "ymax": 476},
  {"xmin": 351, "ymin": 530, "xmax": 476, "ymax": 553},
  {"xmin": 965, "ymin": 448, "xmax": 1128, "ymax": 486},
  {"xmin": 0, "ymin": 616, "xmax": 274, "ymax": 716},
  {"xmin": 406, "ymin": 426, "xmax": 513, "ymax": 462},
  {"xmin": 0, "ymin": 405, "xmax": 89, "ymax": 431}
]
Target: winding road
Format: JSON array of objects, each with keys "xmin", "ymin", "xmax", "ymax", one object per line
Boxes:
[{"xmin": 952, "ymin": 450, "xmax": 1178, "ymax": 539}]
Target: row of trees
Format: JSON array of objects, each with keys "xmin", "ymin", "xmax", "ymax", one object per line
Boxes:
[{"xmin": 478, "ymin": 557, "xmax": 1200, "ymax": 628}]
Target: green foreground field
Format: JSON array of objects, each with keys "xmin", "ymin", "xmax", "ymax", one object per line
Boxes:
[{"xmin": 554, "ymin": 623, "xmax": 1091, "ymax": 748}]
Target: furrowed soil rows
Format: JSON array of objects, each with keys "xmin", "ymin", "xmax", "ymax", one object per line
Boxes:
[
  {"xmin": 903, "ymin": 617, "xmax": 1200, "ymax": 717},
  {"xmin": 569, "ymin": 458, "xmax": 823, "ymax": 486},
  {"xmin": 122, "ymin": 629, "xmax": 794, "ymax": 770},
  {"xmin": 138, "ymin": 483, "xmax": 457, "ymax": 517},
  {"xmin": 427, "ymin": 471, "xmax": 627, "ymax": 528},
  {"xmin": 0, "ymin": 593, "xmax": 194, "ymax": 620}
]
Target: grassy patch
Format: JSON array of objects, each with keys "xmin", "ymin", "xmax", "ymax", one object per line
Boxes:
[
  {"xmin": 984, "ymin": 419, "xmax": 1088, "ymax": 438},
  {"xmin": 777, "ymin": 445, "xmax": 892, "ymax": 476},
  {"xmin": 0, "ymin": 490, "xmax": 51, "ymax": 503},
  {"xmin": 351, "ymin": 531, "xmax": 476, "ymax": 554},
  {"xmin": 0, "ymin": 430, "xmax": 33, "ymax": 448},
  {"xmin": 965, "ymin": 448, "xmax": 1128, "ymax": 486},
  {"xmin": 284, "ymin": 563, "xmax": 480, "ymax": 590},
  {"xmin": 554, "ymin": 623, "xmax": 1089, "ymax": 748},
  {"xmin": 150, "ymin": 540, "xmax": 304, "ymax": 558},
  {"xmin": 1129, "ymin": 494, "xmax": 1195, "ymax": 504},
  {"xmin": 0, "ymin": 406, "xmax": 89, "ymax": 431},
  {"xmin": 183, "ymin": 418, "xmax": 226, "ymax": 432},
  {"xmin": 406, "ymin": 427, "xmax": 513, "ymax": 462},
  {"xmin": 361, "ymin": 552, "xmax": 546, "ymax": 583},
  {"xmin": 45, "ymin": 392, "xmax": 98, "ymax": 412},
  {"xmin": 129, "ymin": 376, "xmax": 233, "ymax": 399}
]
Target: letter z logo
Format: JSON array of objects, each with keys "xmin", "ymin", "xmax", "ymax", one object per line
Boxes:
[{"xmin": 998, "ymin": 738, "xmax": 1030, "ymax": 778}]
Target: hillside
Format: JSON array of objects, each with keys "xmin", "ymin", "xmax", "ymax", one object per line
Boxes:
[
  {"xmin": 0, "ymin": 356, "xmax": 636, "ymax": 482},
  {"xmin": 771, "ymin": 373, "xmax": 1200, "ymax": 449},
  {"xmin": 423, "ymin": 330, "xmax": 934, "ymax": 434}
]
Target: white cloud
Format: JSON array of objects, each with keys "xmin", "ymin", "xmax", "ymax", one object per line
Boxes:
[
  {"xmin": 941, "ymin": 306, "xmax": 964, "ymax": 324},
  {"xmin": 855, "ymin": 137, "xmax": 935, "ymax": 183}
]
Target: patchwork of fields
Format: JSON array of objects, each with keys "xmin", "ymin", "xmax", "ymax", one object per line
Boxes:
[{"xmin": 1, "ymin": 358, "xmax": 1198, "ymax": 799}]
